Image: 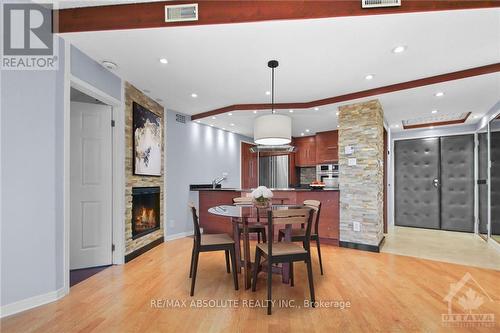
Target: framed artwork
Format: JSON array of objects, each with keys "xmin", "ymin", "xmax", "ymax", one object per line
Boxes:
[{"xmin": 133, "ymin": 102, "xmax": 162, "ymax": 176}]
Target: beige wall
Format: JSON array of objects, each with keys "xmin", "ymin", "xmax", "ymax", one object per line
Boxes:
[
  {"xmin": 124, "ymin": 82, "xmax": 165, "ymax": 255},
  {"xmin": 338, "ymin": 99, "xmax": 384, "ymax": 247}
]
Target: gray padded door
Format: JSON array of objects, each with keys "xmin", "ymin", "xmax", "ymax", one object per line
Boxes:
[
  {"xmin": 440, "ymin": 135, "xmax": 474, "ymax": 232},
  {"xmin": 395, "ymin": 138, "xmax": 440, "ymax": 229}
]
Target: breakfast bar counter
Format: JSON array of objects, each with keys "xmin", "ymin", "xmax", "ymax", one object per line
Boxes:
[{"xmin": 191, "ymin": 187, "xmax": 340, "ymax": 245}]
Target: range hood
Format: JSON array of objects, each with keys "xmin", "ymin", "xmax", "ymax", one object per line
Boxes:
[{"xmin": 250, "ymin": 145, "xmax": 296, "ymax": 153}]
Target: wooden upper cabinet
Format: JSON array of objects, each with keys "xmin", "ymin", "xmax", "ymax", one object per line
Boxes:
[
  {"xmin": 316, "ymin": 130, "xmax": 338, "ymax": 163},
  {"xmin": 241, "ymin": 142, "xmax": 258, "ymax": 188},
  {"xmin": 294, "ymin": 136, "xmax": 317, "ymax": 167}
]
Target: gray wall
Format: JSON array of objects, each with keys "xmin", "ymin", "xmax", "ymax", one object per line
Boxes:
[
  {"xmin": 165, "ymin": 111, "xmax": 252, "ymax": 236},
  {"xmin": 71, "ymin": 45, "xmax": 122, "ymax": 101},
  {"xmin": 1, "ymin": 38, "xmax": 65, "ymax": 306}
]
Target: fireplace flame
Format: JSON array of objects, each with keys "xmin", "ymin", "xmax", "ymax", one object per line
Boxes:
[{"xmin": 135, "ymin": 207, "xmax": 157, "ymax": 232}]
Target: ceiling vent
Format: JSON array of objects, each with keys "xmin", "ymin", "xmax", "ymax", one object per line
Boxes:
[
  {"xmin": 362, "ymin": 0, "xmax": 401, "ymax": 8},
  {"xmin": 165, "ymin": 4, "xmax": 198, "ymax": 23}
]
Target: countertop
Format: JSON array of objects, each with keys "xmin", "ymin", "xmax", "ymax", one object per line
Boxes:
[{"xmin": 190, "ymin": 186, "xmax": 339, "ymax": 192}]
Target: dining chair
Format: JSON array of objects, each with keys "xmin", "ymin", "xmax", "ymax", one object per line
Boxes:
[
  {"xmin": 233, "ymin": 197, "xmax": 267, "ymax": 243},
  {"xmin": 277, "ymin": 200, "xmax": 324, "ymax": 275},
  {"xmin": 188, "ymin": 204, "xmax": 238, "ymax": 296},
  {"xmin": 251, "ymin": 208, "xmax": 315, "ymax": 315}
]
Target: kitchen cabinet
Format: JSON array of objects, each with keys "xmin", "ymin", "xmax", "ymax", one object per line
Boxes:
[
  {"xmin": 241, "ymin": 142, "xmax": 258, "ymax": 188},
  {"xmin": 316, "ymin": 130, "xmax": 338, "ymax": 163},
  {"xmin": 295, "ymin": 136, "xmax": 316, "ymax": 167}
]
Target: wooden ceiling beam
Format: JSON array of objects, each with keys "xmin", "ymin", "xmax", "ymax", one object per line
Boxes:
[
  {"xmin": 191, "ymin": 63, "xmax": 500, "ymax": 120},
  {"xmin": 54, "ymin": 0, "xmax": 500, "ymax": 33}
]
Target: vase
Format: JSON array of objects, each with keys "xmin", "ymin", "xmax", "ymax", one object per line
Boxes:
[{"xmin": 253, "ymin": 199, "xmax": 270, "ymax": 209}]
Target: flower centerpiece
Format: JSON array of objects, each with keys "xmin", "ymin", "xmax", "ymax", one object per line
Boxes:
[{"xmin": 251, "ymin": 186, "xmax": 274, "ymax": 208}]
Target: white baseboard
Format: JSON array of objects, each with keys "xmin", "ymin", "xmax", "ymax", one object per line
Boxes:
[
  {"xmin": 0, "ymin": 287, "xmax": 67, "ymax": 319},
  {"xmin": 164, "ymin": 230, "xmax": 194, "ymax": 241}
]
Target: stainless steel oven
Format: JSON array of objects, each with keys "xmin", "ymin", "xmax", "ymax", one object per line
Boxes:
[{"xmin": 316, "ymin": 164, "xmax": 339, "ymax": 179}]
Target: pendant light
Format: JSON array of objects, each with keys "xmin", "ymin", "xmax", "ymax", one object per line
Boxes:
[{"xmin": 254, "ymin": 60, "xmax": 292, "ymax": 145}]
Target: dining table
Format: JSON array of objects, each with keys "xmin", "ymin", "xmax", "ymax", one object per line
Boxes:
[{"xmin": 208, "ymin": 204, "xmax": 303, "ymax": 290}]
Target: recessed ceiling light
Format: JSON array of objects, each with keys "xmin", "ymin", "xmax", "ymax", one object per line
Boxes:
[
  {"xmin": 230, "ymin": 123, "xmax": 235, "ymax": 126},
  {"xmin": 430, "ymin": 126, "xmax": 435, "ymax": 129},
  {"xmin": 392, "ymin": 45, "xmax": 407, "ymax": 54},
  {"xmin": 393, "ymin": 124, "xmax": 400, "ymax": 128},
  {"xmin": 211, "ymin": 116, "xmax": 216, "ymax": 120},
  {"xmin": 159, "ymin": 58, "xmax": 168, "ymax": 64},
  {"xmin": 431, "ymin": 110, "xmax": 438, "ymax": 114},
  {"xmin": 196, "ymin": 120, "xmax": 201, "ymax": 123},
  {"xmin": 365, "ymin": 74, "xmax": 374, "ymax": 80},
  {"xmin": 289, "ymin": 109, "xmax": 294, "ymax": 113},
  {"xmin": 253, "ymin": 110, "xmax": 257, "ymax": 114},
  {"xmin": 265, "ymin": 91, "xmax": 271, "ymax": 95},
  {"xmin": 305, "ymin": 129, "xmax": 310, "ymax": 133},
  {"xmin": 434, "ymin": 92, "xmax": 445, "ymax": 97},
  {"xmin": 473, "ymin": 115, "xmax": 479, "ymax": 119},
  {"xmin": 314, "ymin": 107, "xmax": 319, "ymax": 111},
  {"xmin": 222, "ymin": 128, "xmax": 226, "ymax": 130},
  {"xmin": 301, "ymin": 132, "xmax": 305, "ymax": 136},
  {"xmin": 101, "ymin": 60, "xmax": 118, "ymax": 70},
  {"xmin": 209, "ymin": 124, "xmax": 214, "ymax": 127},
  {"xmin": 228, "ymin": 112, "xmax": 233, "ymax": 116},
  {"xmin": 337, "ymin": 125, "xmax": 340, "ymax": 128},
  {"xmin": 336, "ymin": 112, "xmax": 339, "ymax": 116},
  {"xmin": 191, "ymin": 93, "xmax": 198, "ymax": 98}
]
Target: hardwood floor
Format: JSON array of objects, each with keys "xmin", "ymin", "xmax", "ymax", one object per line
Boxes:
[{"xmin": 2, "ymin": 237, "xmax": 499, "ymax": 332}]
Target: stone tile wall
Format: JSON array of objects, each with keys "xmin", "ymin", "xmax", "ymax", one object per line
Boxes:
[
  {"xmin": 338, "ymin": 99, "xmax": 384, "ymax": 246},
  {"xmin": 125, "ymin": 82, "xmax": 165, "ymax": 255}
]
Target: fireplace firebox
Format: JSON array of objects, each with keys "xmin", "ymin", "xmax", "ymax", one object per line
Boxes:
[{"xmin": 132, "ymin": 187, "xmax": 160, "ymax": 239}]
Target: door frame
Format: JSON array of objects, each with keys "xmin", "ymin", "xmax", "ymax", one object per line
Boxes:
[{"xmin": 63, "ymin": 41, "xmax": 126, "ymax": 295}]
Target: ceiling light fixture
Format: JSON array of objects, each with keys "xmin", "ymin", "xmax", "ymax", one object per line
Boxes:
[
  {"xmin": 101, "ymin": 60, "xmax": 118, "ymax": 70},
  {"xmin": 431, "ymin": 110, "xmax": 438, "ymax": 114},
  {"xmin": 289, "ymin": 109, "xmax": 294, "ymax": 113},
  {"xmin": 254, "ymin": 60, "xmax": 292, "ymax": 146},
  {"xmin": 305, "ymin": 129, "xmax": 310, "ymax": 133},
  {"xmin": 430, "ymin": 126, "xmax": 435, "ymax": 129},
  {"xmin": 191, "ymin": 93, "xmax": 198, "ymax": 98},
  {"xmin": 301, "ymin": 133, "xmax": 305, "ymax": 136},
  {"xmin": 435, "ymin": 92, "xmax": 445, "ymax": 97},
  {"xmin": 228, "ymin": 112, "xmax": 233, "ymax": 116},
  {"xmin": 253, "ymin": 111, "xmax": 257, "ymax": 114},
  {"xmin": 212, "ymin": 116, "xmax": 216, "ymax": 120},
  {"xmin": 336, "ymin": 112, "xmax": 339, "ymax": 116},
  {"xmin": 365, "ymin": 74, "xmax": 374, "ymax": 80},
  {"xmin": 265, "ymin": 91, "xmax": 271, "ymax": 96},
  {"xmin": 392, "ymin": 45, "xmax": 407, "ymax": 53},
  {"xmin": 230, "ymin": 123, "xmax": 235, "ymax": 126},
  {"xmin": 473, "ymin": 115, "xmax": 479, "ymax": 119},
  {"xmin": 159, "ymin": 58, "xmax": 168, "ymax": 64},
  {"xmin": 314, "ymin": 107, "xmax": 319, "ymax": 111}
]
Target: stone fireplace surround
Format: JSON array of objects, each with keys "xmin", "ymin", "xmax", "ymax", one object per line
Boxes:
[{"xmin": 124, "ymin": 82, "xmax": 164, "ymax": 262}]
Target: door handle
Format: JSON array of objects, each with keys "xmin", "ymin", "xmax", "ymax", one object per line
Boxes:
[{"xmin": 433, "ymin": 178, "xmax": 440, "ymax": 188}]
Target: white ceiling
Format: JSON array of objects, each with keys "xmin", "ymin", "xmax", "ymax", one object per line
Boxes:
[{"xmin": 62, "ymin": 8, "xmax": 500, "ymax": 136}]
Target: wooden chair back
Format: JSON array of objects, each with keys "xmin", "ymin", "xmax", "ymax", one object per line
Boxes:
[
  {"xmin": 267, "ymin": 208, "xmax": 314, "ymax": 256},
  {"xmin": 233, "ymin": 196, "xmax": 253, "ymax": 205},
  {"xmin": 303, "ymin": 200, "xmax": 322, "ymax": 234},
  {"xmin": 188, "ymin": 203, "xmax": 201, "ymax": 246}
]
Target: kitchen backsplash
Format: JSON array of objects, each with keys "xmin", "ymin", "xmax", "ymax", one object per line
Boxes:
[{"xmin": 299, "ymin": 167, "xmax": 316, "ymax": 184}]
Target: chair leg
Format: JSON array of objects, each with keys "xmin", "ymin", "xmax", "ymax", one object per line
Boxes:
[
  {"xmin": 190, "ymin": 250, "xmax": 200, "ymax": 296},
  {"xmin": 277, "ymin": 231, "xmax": 282, "ymax": 242},
  {"xmin": 229, "ymin": 246, "xmax": 239, "ymax": 291},
  {"xmin": 225, "ymin": 250, "xmax": 230, "ymax": 273},
  {"xmin": 289, "ymin": 261, "xmax": 294, "ymax": 287},
  {"xmin": 306, "ymin": 255, "xmax": 316, "ymax": 307},
  {"xmin": 316, "ymin": 238, "xmax": 324, "ymax": 275},
  {"xmin": 257, "ymin": 232, "xmax": 261, "ymax": 243},
  {"xmin": 189, "ymin": 243, "xmax": 195, "ymax": 278},
  {"xmin": 252, "ymin": 249, "xmax": 261, "ymax": 292},
  {"xmin": 267, "ymin": 256, "xmax": 272, "ymax": 315},
  {"xmin": 262, "ymin": 229, "xmax": 267, "ymax": 243}
]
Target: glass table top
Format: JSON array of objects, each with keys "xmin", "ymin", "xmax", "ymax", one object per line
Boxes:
[{"xmin": 208, "ymin": 204, "xmax": 303, "ymax": 218}]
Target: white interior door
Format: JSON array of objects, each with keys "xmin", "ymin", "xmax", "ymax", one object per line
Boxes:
[{"xmin": 70, "ymin": 101, "xmax": 112, "ymax": 270}]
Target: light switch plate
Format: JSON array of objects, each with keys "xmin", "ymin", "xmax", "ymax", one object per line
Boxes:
[
  {"xmin": 353, "ymin": 221, "xmax": 361, "ymax": 232},
  {"xmin": 345, "ymin": 145, "xmax": 354, "ymax": 155},
  {"xmin": 348, "ymin": 158, "xmax": 357, "ymax": 166}
]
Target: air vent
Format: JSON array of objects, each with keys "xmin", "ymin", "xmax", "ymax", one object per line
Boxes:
[
  {"xmin": 165, "ymin": 4, "xmax": 198, "ymax": 22},
  {"xmin": 362, "ymin": 0, "xmax": 401, "ymax": 8},
  {"xmin": 176, "ymin": 114, "xmax": 186, "ymax": 124}
]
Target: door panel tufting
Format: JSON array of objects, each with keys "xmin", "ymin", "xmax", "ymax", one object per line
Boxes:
[
  {"xmin": 440, "ymin": 135, "xmax": 474, "ymax": 232},
  {"xmin": 395, "ymin": 138, "xmax": 440, "ymax": 229}
]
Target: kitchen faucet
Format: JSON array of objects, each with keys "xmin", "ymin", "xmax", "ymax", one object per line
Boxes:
[{"xmin": 212, "ymin": 174, "xmax": 227, "ymax": 189}]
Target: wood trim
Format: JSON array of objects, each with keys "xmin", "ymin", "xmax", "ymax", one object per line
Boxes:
[
  {"xmin": 54, "ymin": 1, "xmax": 500, "ymax": 33},
  {"xmin": 402, "ymin": 112, "xmax": 472, "ymax": 129},
  {"xmin": 191, "ymin": 63, "xmax": 500, "ymax": 120}
]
